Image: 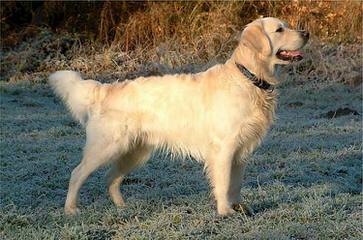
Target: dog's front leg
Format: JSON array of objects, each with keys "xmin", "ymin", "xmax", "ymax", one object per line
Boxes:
[
  {"xmin": 228, "ymin": 156, "xmax": 247, "ymax": 205},
  {"xmin": 206, "ymin": 145, "xmax": 236, "ymax": 216}
]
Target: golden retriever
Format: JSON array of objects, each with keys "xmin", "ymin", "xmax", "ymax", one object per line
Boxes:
[{"xmin": 49, "ymin": 17, "xmax": 309, "ymax": 215}]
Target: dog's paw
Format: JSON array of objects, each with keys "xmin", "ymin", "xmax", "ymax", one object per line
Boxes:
[
  {"xmin": 217, "ymin": 206, "xmax": 236, "ymax": 216},
  {"xmin": 114, "ymin": 200, "xmax": 126, "ymax": 208},
  {"xmin": 64, "ymin": 207, "xmax": 80, "ymax": 215},
  {"xmin": 110, "ymin": 195, "xmax": 126, "ymax": 208}
]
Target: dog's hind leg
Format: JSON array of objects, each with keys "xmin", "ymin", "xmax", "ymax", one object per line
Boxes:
[
  {"xmin": 106, "ymin": 144, "xmax": 152, "ymax": 208},
  {"xmin": 64, "ymin": 123, "xmax": 125, "ymax": 215}
]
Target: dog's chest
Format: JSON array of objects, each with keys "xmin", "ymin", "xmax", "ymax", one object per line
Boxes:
[{"xmin": 236, "ymin": 93, "xmax": 276, "ymax": 156}]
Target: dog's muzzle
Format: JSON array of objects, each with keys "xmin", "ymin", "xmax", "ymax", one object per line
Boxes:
[{"xmin": 276, "ymin": 30, "xmax": 309, "ymax": 62}]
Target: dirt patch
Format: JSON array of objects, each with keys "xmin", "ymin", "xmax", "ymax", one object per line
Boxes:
[
  {"xmin": 288, "ymin": 101, "xmax": 304, "ymax": 108},
  {"xmin": 320, "ymin": 107, "xmax": 360, "ymax": 118}
]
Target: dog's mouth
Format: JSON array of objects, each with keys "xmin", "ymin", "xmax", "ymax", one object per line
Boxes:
[{"xmin": 276, "ymin": 49, "xmax": 304, "ymax": 62}]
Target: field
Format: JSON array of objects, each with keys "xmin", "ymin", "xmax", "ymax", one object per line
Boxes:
[
  {"xmin": 1, "ymin": 1, "xmax": 362, "ymax": 239},
  {"xmin": 1, "ymin": 72, "xmax": 361, "ymax": 239}
]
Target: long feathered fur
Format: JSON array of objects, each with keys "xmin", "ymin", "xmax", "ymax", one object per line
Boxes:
[
  {"xmin": 49, "ymin": 17, "xmax": 308, "ymax": 216},
  {"xmin": 48, "ymin": 71, "xmax": 105, "ymax": 125}
]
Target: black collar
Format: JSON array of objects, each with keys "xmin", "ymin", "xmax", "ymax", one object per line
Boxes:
[{"xmin": 235, "ymin": 63, "xmax": 274, "ymax": 92}]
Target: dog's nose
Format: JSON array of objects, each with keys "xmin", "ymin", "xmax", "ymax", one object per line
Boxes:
[{"xmin": 300, "ymin": 31, "xmax": 309, "ymax": 40}]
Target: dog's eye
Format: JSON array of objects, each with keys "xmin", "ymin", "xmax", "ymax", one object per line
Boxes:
[{"xmin": 276, "ymin": 27, "xmax": 284, "ymax": 33}]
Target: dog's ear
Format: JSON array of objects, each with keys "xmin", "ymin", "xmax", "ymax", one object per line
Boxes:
[{"xmin": 241, "ymin": 24, "xmax": 272, "ymax": 56}]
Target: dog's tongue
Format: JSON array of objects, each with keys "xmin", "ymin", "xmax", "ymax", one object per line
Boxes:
[{"xmin": 280, "ymin": 50, "xmax": 304, "ymax": 57}]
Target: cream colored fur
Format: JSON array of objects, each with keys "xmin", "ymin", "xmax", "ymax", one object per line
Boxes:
[{"xmin": 49, "ymin": 17, "xmax": 308, "ymax": 216}]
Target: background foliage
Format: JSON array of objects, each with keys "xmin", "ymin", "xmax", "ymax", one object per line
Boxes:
[{"xmin": 1, "ymin": 1, "xmax": 362, "ymax": 84}]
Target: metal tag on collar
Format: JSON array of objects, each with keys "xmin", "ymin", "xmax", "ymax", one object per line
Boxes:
[{"xmin": 266, "ymin": 85, "xmax": 274, "ymax": 93}]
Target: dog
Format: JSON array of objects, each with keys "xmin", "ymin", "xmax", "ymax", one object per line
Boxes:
[{"xmin": 49, "ymin": 17, "xmax": 309, "ymax": 216}]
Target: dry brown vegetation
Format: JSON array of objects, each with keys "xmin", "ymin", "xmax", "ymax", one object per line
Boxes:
[{"xmin": 1, "ymin": 1, "xmax": 362, "ymax": 85}]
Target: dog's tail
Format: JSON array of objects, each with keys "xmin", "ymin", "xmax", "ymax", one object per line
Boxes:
[{"xmin": 49, "ymin": 71, "xmax": 105, "ymax": 125}]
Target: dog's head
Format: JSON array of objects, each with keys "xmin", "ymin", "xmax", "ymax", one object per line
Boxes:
[
  {"xmin": 241, "ymin": 17, "xmax": 309, "ymax": 65},
  {"xmin": 232, "ymin": 17, "xmax": 309, "ymax": 77}
]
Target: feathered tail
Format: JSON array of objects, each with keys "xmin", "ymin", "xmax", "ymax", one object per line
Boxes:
[{"xmin": 49, "ymin": 71, "xmax": 103, "ymax": 125}]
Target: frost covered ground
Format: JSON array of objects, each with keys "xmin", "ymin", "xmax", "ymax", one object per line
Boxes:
[{"xmin": 0, "ymin": 77, "xmax": 361, "ymax": 239}]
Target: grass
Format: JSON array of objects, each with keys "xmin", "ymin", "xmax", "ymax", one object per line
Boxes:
[
  {"xmin": 0, "ymin": 2, "xmax": 362, "ymax": 238},
  {"xmin": 0, "ymin": 72, "xmax": 361, "ymax": 239}
]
